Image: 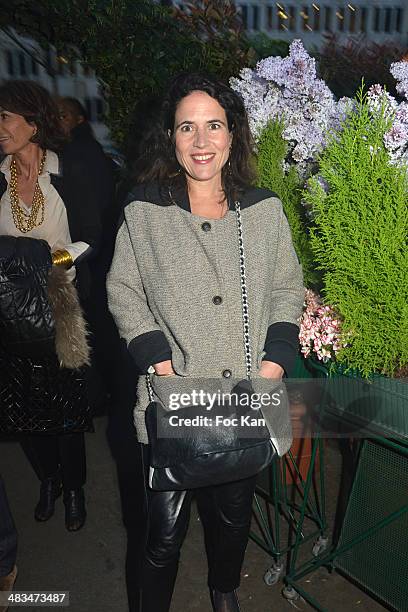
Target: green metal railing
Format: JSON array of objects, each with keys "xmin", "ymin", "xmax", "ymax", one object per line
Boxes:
[
  {"xmin": 280, "ymin": 357, "xmax": 408, "ymax": 611},
  {"xmin": 250, "ymin": 355, "xmax": 329, "ymax": 587}
]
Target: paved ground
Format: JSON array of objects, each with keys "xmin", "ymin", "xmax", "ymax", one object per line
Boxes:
[{"xmin": 2, "ymin": 415, "xmax": 387, "ymax": 612}]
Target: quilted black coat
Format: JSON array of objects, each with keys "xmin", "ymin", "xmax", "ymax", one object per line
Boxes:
[
  {"xmin": 0, "ymin": 236, "xmax": 91, "ymax": 434},
  {"xmin": 0, "ymin": 235, "xmax": 55, "ymax": 359}
]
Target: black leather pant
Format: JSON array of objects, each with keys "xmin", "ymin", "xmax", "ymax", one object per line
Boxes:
[{"xmin": 139, "ymin": 446, "xmax": 257, "ymax": 612}]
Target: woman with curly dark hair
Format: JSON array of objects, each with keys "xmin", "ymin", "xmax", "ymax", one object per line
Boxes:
[
  {"xmin": 108, "ymin": 73, "xmax": 304, "ymax": 611},
  {"xmin": 0, "ymin": 80, "xmax": 102, "ymax": 531}
]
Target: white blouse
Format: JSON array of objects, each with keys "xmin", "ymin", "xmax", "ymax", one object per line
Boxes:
[{"xmin": 0, "ymin": 150, "xmax": 90, "ymax": 280}]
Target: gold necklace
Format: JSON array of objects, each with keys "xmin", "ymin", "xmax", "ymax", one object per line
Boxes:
[{"xmin": 9, "ymin": 149, "xmax": 47, "ymax": 233}]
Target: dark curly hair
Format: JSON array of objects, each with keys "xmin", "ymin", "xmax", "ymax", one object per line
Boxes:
[
  {"xmin": 135, "ymin": 73, "xmax": 256, "ymax": 202},
  {"xmin": 0, "ymin": 80, "xmax": 65, "ymax": 151}
]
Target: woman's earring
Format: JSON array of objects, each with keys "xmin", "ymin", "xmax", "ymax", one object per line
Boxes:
[{"xmin": 30, "ymin": 127, "xmax": 38, "ymax": 142}]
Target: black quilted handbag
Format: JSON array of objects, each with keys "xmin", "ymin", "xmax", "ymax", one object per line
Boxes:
[
  {"xmin": 145, "ymin": 201, "xmax": 277, "ymax": 491},
  {"xmin": 0, "ymin": 349, "xmax": 92, "ymax": 435}
]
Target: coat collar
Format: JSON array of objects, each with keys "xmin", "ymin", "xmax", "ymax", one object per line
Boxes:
[{"xmin": 166, "ymin": 181, "xmax": 191, "ymax": 211}]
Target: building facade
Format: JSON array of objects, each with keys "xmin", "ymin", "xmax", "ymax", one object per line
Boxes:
[
  {"xmin": 237, "ymin": 0, "xmax": 408, "ymax": 47},
  {"xmin": 0, "ymin": 29, "xmax": 110, "ymax": 146},
  {"xmin": 172, "ymin": 1, "xmax": 408, "ymax": 49}
]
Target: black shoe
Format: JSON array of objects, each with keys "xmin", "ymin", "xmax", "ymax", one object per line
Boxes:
[
  {"xmin": 210, "ymin": 588, "xmax": 241, "ymax": 612},
  {"xmin": 63, "ymin": 488, "xmax": 86, "ymax": 532},
  {"xmin": 34, "ymin": 476, "xmax": 62, "ymax": 522}
]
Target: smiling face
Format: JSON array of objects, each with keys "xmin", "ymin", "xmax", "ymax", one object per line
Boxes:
[
  {"xmin": 0, "ymin": 109, "xmax": 37, "ymax": 155},
  {"xmin": 173, "ymin": 91, "xmax": 232, "ymax": 188}
]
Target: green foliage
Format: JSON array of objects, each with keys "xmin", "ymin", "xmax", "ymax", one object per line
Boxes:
[
  {"xmin": 246, "ymin": 32, "xmax": 289, "ymax": 61},
  {"xmin": 173, "ymin": 0, "xmax": 255, "ymax": 77},
  {"xmin": 317, "ymin": 35, "xmax": 407, "ymax": 99},
  {"xmin": 3, "ymin": 0, "xmax": 253, "ymax": 151},
  {"xmin": 256, "ymin": 120, "xmax": 317, "ymax": 287},
  {"xmin": 305, "ymin": 94, "xmax": 408, "ymax": 376}
]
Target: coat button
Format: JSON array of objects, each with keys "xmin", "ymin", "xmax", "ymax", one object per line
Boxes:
[
  {"xmin": 201, "ymin": 222, "xmax": 211, "ymax": 232},
  {"xmin": 222, "ymin": 369, "xmax": 232, "ymax": 378},
  {"xmin": 212, "ymin": 295, "xmax": 222, "ymax": 305}
]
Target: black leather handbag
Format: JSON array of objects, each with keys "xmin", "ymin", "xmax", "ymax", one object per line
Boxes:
[{"xmin": 145, "ymin": 201, "xmax": 277, "ymax": 491}]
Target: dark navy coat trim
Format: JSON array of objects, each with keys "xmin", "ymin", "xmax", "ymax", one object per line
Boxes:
[
  {"xmin": 263, "ymin": 322, "xmax": 300, "ymax": 377},
  {"xmin": 128, "ymin": 330, "xmax": 172, "ymax": 373},
  {"xmin": 124, "ymin": 182, "xmax": 279, "ymax": 212}
]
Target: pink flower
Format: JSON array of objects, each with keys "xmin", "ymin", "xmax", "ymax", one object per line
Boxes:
[{"xmin": 299, "ymin": 290, "xmax": 345, "ymax": 361}]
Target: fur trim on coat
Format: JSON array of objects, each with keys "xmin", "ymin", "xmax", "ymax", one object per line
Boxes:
[{"xmin": 47, "ymin": 266, "xmax": 91, "ymax": 369}]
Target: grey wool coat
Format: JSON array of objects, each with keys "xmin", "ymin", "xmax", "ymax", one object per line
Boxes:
[{"xmin": 107, "ymin": 183, "xmax": 305, "ymax": 455}]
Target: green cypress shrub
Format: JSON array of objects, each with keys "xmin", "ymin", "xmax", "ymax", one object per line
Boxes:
[
  {"xmin": 305, "ymin": 94, "xmax": 408, "ymax": 377},
  {"xmin": 256, "ymin": 119, "xmax": 317, "ymax": 287}
]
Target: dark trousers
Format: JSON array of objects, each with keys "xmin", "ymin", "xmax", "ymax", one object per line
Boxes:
[
  {"xmin": 0, "ymin": 476, "xmax": 17, "ymax": 577},
  {"xmin": 139, "ymin": 447, "xmax": 257, "ymax": 612},
  {"xmin": 21, "ymin": 433, "xmax": 86, "ymax": 491}
]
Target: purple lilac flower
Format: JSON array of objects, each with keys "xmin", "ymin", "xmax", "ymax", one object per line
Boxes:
[
  {"xmin": 390, "ymin": 60, "xmax": 408, "ymax": 99},
  {"xmin": 230, "ymin": 39, "xmax": 350, "ymax": 169},
  {"xmin": 368, "ymin": 80, "xmax": 408, "ymax": 166},
  {"xmin": 384, "ymin": 124, "xmax": 408, "ymax": 150},
  {"xmin": 396, "ymin": 103, "xmax": 408, "ymax": 123},
  {"xmin": 257, "ymin": 39, "xmax": 317, "ymax": 89},
  {"xmin": 229, "ymin": 68, "xmax": 279, "ymax": 140},
  {"xmin": 367, "ymin": 85, "xmax": 397, "ymax": 116}
]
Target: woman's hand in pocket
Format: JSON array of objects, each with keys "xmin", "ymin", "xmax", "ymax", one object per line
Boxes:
[
  {"xmin": 153, "ymin": 360, "xmax": 175, "ymax": 376},
  {"xmin": 259, "ymin": 360, "xmax": 284, "ymax": 380}
]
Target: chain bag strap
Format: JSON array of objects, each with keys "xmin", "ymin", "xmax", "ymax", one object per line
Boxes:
[
  {"xmin": 234, "ymin": 200, "xmax": 252, "ymax": 381},
  {"xmin": 146, "ymin": 368, "xmax": 154, "ymax": 403}
]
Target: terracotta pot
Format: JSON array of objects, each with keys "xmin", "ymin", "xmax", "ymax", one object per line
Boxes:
[{"xmin": 283, "ymin": 399, "xmax": 320, "ymax": 486}]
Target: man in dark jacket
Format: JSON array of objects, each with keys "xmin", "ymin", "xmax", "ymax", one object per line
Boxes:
[
  {"xmin": 57, "ymin": 97, "xmax": 119, "ymax": 414},
  {"xmin": 57, "ymin": 97, "xmax": 117, "ymax": 219}
]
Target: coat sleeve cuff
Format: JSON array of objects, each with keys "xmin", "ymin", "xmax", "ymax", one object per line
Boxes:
[
  {"xmin": 262, "ymin": 322, "xmax": 300, "ymax": 377},
  {"xmin": 128, "ymin": 330, "xmax": 172, "ymax": 373}
]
